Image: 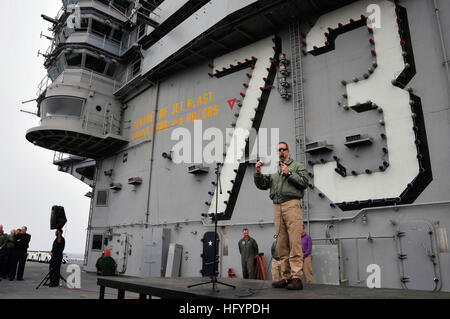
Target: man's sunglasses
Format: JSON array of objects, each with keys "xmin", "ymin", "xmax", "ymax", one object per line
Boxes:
[{"xmin": 278, "ymin": 147, "xmax": 288, "ymax": 152}]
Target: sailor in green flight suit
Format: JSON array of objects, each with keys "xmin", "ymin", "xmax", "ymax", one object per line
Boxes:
[{"xmin": 238, "ymin": 228, "xmax": 259, "ymax": 279}]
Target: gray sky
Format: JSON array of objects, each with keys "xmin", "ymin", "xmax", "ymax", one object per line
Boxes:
[{"xmin": 0, "ymin": 0, "xmax": 91, "ymax": 255}]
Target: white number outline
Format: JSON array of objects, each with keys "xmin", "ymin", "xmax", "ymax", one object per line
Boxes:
[
  {"xmin": 305, "ymin": 0, "xmax": 431, "ymax": 207},
  {"xmin": 205, "ymin": 36, "xmax": 277, "ymax": 218}
]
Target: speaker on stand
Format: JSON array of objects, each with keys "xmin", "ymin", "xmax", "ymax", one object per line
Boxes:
[{"xmin": 50, "ymin": 205, "xmax": 67, "ymax": 230}]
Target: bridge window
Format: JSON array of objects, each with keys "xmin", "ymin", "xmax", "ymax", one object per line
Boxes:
[
  {"xmin": 85, "ymin": 54, "xmax": 107, "ymax": 73},
  {"xmin": 55, "ymin": 31, "xmax": 65, "ymax": 45},
  {"xmin": 48, "ymin": 66, "xmax": 59, "ymax": 81},
  {"xmin": 63, "ymin": 26, "xmax": 74, "ymax": 38},
  {"xmin": 91, "ymin": 18, "xmax": 112, "ymax": 38},
  {"xmin": 66, "ymin": 52, "xmax": 82, "ymax": 67},
  {"xmin": 48, "ymin": 51, "xmax": 118, "ymax": 80},
  {"xmin": 106, "ymin": 63, "xmax": 117, "ymax": 77},
  {"xmin": 97, "ymin": 0, "xmax": 110, "ymax": 6},
  {"xmin": 75, "ymin": 17, "xmax": 89, "ymax": 32},
  {"xmin": 41, "ymin": 96, "xmax": 85, "ymax": 118},
  {"xmin": 56, "ymin": 55, "xmax": 66, "ymax": 73},
  {"xmin": 114, "ymin": 0, "xmax": 132, "ymax": 12},
  {"xmin": 111, "ymin": 28, "xmax": 123, "ymax": 44},
  {"xmin": 48, "ymin": 55, "xmax": 66, "ymax": 81}
]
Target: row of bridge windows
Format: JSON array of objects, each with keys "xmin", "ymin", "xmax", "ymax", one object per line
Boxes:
[{"xmin": 48, "ymin": 50, "xmax": 117, "ymax": 81}]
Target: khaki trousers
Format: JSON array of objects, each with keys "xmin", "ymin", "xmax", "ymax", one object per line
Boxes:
[
  {"xmin": 273, "ymin": 199, "xmax": 303, "ymax": 280},
  {"xmin": 303, "ymin": 255, "xmax": 313, "ymax": 284},
  {"xmin": 271, "ymin": 259, "xmax": 282, "ymax": 281}
]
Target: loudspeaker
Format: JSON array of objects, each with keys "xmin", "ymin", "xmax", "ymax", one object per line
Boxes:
[{"xmin": 50, "ymin": 206, "xmax": 67, "ymax": 230}]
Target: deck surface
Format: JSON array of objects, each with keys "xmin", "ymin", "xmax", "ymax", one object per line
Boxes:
[
  {"xmin": 0, "ymin": 261, "xmax": 138, "ymax": 299},
  {"xmin": 2, "ymin": 261, "xmax": 450, "ymax": 299},
  {"xmin": 97, "ymin": 276, "xmax": 450, "ymax": 299}
]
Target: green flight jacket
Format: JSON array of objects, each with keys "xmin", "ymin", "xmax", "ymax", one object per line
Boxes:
[
  {"xmin": 254, "ymin": 158, "xmax": 308, "ymax": 204},
  {"xmin": 238, "ymin": 237, "xmax": 259, "ymax": 262}
]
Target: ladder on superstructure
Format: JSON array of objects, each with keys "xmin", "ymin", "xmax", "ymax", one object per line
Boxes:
[{"xmin": 289, "ymin": 21, "xmax": 309, "ymax": 218}]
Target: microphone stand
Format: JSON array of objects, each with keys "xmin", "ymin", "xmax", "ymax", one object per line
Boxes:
[{"xmin": 188, "ymin": 162, "xmax": 236, "ymax": 292}]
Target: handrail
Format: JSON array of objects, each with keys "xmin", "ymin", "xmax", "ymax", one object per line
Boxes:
[
  {"xmin": 36, "ymin": 74, "xmax": 51, "ymax": 97},
  {"xmin": 54, "ymin": 28, "xmax": 122, "ymax": 52},
  {"xmin": 76, "ymin": 0, "xmax": 130, "ymax": 19},
  {"xmin": 53, "ymin": 151, "xmax": 87, "ymax": 164},
  {"xmin": 82, "ymin": 109, "xmax": 122, "ymax": 136},
  {"xmin": 113, "ymin": 59, "xmax": 141, "ymax": 92},
  {"xmin": 55, "ymin": 5, "xmax": 66, "ymax": 21}
]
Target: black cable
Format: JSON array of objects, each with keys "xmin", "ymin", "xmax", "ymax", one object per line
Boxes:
[{"xmin": 274, "ymin": 163, "xmax": 289, "ymax": 240}]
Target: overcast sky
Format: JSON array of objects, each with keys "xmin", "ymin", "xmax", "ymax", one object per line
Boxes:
[{"xmin": 0, "ymin": 0, "xmax": 91, "ymax": 255}]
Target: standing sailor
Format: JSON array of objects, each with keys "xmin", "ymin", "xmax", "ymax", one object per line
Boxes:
[
  {"xmin": 238, "ymin": 228, "xmax": 259, "ymax": 279},
  {"xmin": 254, "ymin": 141, "xmax": 308, "ymax": 290}
]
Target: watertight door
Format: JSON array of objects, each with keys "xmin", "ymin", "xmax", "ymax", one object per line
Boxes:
[{"xmin": 398, "ymin": 221, "xmax": 438, "ymax": 291}]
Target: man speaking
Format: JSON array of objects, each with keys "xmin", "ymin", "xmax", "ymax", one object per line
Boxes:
[{"xmin": 254, "ymin": 142, "xmax": 308, "ymax": 290}]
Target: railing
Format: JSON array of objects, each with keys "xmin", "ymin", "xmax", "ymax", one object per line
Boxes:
[
  {"xmin": 113, "ymin": 58, "xmax": 141, "ymax": 92},
  {"xmin": 27, "ymin": 251, "xmax": 69, "ymax": 263},
  {"xmin": 82, "ymin": 109, "xmax": 122, "ymax": 136},
  {"xmin": 36, "ymin": 74, "xmax": 51, "ymax": 97},
  {"xmin": 88, "ymin": 27, "xmax": 122, "ymax": 47},
  {"xmin": 51, "ymin": 28, "xmax": 122, "ymax": 55},
  {"xmin": 53, "ymin": 152, "xmax": 71, "ymax": 164},
  {"xmin": 56, "ymin": 4, "xmax": 68, "ymax": 21},
  {"xmin": 109, "ymin": 113, "xmax": 122, "ymax": 135},
  {"xmin": 77, "ymin": 0, "xmax": 132, "ymax": 18},
  {"xmin": 44, "ymin": 38, "xmax": 56, "ymax": 57},
  {"xmin": 118, "ymin": 28, "xmax": 139, "ymax": 55},
  {"xmin": 53, "ymin": 151, "xmax": 87, "ymax": 164}
]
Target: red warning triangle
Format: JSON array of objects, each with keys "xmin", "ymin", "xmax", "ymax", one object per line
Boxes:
[{"xmin": 227, "ymin": 98, "xmax": 237, "ymax": 110}]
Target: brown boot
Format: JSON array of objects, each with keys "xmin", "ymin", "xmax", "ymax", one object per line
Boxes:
[
  {"xmin": 287, "ymin": 278, "xmax": 303, "ymax": 290},
  {"xmin": 272, "ymin": 279, "xmax": 291, "ymax": 288}
]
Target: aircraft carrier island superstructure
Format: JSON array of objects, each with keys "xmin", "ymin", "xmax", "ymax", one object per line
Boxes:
[{"xmin": 27, "ymin": 0, "xmax": 450, "ymax": 292}]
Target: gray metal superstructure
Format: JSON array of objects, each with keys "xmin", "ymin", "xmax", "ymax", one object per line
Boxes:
[{"xmin": 27, "ymin": 0, "xmax": 450, "ymax": 292}]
